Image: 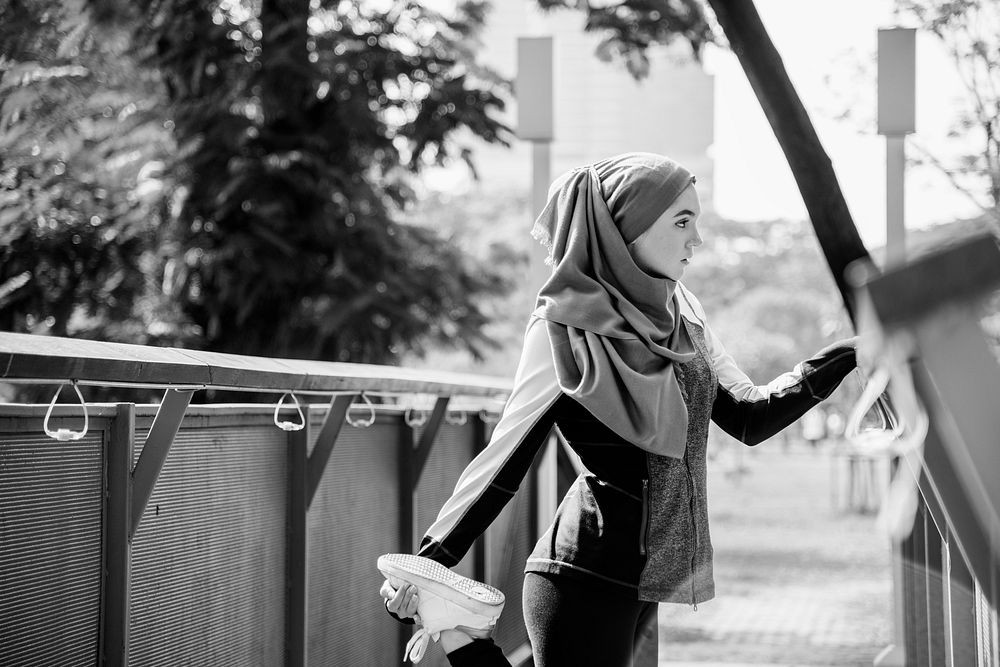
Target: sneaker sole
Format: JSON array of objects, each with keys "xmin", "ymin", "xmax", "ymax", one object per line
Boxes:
[{"xmin": 377, "ymin": 554, "xmax": 505, "ymax": 618}]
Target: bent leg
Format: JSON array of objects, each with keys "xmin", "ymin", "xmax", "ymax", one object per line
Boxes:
[
  {"xmin": 632, "ymin": 600, "xmax": 659, "ymax": 666},
  {"xmin": 523, "ymin": 571, "xmax": 653, "ymax": 667},
  {"xmin": 445, "ymin": 638, "xmax": 512, "ymax": 667}
]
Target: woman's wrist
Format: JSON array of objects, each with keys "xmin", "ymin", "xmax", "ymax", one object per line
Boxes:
[
  {"xmin": 439, "ymin": 629, "xmax": 475, "ymax": 653},
  {"xmin": 384, "ymin": 598, "xmax": 416, "ymax": 625}
]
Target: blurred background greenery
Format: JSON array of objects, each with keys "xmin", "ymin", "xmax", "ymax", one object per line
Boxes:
[{"xmin": 1, "ymin": 0, "xmax": 517, "ymax": 368}]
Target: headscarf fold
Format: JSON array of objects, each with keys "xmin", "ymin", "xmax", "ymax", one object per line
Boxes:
[{"xmin": 531, "ymin": 153, "xmax": 697, "ymax": 458}]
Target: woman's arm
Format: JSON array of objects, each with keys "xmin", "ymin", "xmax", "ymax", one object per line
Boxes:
[
  {"xmin": 676, "ymin": 283, "xmax": 856, "ymax": 447},
  {"xmin": 707, "ymin": 324, "xmax": 857, "ymax": 446},
  {"xmin": 417, "ymin": 316, "xmax": 562, "ymax": 566}
]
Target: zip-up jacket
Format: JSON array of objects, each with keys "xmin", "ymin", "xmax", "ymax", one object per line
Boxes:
[{"xmin": 417, "ymin": 284, "xmax": 857, "ymax": 603}]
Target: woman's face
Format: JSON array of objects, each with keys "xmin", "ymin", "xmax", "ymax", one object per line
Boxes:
[{"xmin": 627, "ymin": 183, "xmax": 703, "ymax": 281}]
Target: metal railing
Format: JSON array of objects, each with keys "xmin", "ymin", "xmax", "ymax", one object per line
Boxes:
[
  {"xmin": 851, "ymin": 234, "xmax": 1000, "ymax": 667},
  {"xmin": 3, "ymin": 236, "xmax": 1000, "ymax": 667},
  {"xmin": 0, "ymin": 336, "xmax": 540, "ymax": 667}
]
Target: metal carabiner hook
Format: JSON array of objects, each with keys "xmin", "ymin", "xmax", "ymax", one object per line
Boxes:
[
  {"xmin": 445, "ymin": 410, "xmax": 467, "ymax": 426},
  {"xmin": 274, "ymin": 392, "xmax": 306, "ymax": 432},
  {"xmin": 346, "ymin": 392, "xmax": 376, "ymax": 428},
  {"xmin": 404, "ymin": 406, "xmax": 428, "ymax": 427},
  {"xmin": 43, "ymin": 381, "xmax": 89, "ymax": 442},
  {"xmin": 478, "ymin": 409, "xmax": 500, "ymax": 425}
]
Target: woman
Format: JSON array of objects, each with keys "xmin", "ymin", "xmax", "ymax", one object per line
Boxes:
[{"xmin": 380, "ymin": 153, "xmax": 858, "ymax": 666}]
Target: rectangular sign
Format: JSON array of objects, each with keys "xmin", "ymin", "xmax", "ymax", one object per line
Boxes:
[
  {"xmin": 517, "ymin": 36, "xmax": 554, "ymax": 141},
  {"xmin": 878, "ymin": 28, "xmax": 916, "ymax": 136}
]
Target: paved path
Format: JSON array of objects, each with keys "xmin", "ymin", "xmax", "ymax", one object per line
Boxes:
[{"xmin": 658, "ymin": 440, "xmax": 893, "ymax": 666}]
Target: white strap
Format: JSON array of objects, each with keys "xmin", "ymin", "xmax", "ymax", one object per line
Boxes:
[
  {"xmin": 43, "ymin": 382, "xmax": 89, "ymax": 441},
  {"xmin": 403, "ymin": 627, "xmax": 434, "ymax": 663}
]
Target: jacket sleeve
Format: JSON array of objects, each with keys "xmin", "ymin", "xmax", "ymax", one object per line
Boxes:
[
  {"xmin": 417, "ymin": 316, "xmax": 562, "ymax": 566},
  {"xmin": 706, "ymin": 322, "xmax": 858, "ymax": 446}
]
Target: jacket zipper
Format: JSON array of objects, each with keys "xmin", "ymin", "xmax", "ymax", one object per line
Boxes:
[
  {"xmin": 684, "ymin": 455, "xmax": 698, "ymax": 610},
  {"xmin": 639, "ymin": 479, "xmax": 649, "ymax": 556}
]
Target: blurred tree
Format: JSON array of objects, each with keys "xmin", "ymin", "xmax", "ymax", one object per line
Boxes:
[
  {"xmin": 683, "ymin": 215, "xmax": 853, "ymax": 374},
  {"xmin": 535, "ymin": 0, "xmax": 872, "ymax": 321},
  {"xmin": 136, "ymin": 0, "xmax": 513, "ymax": 362},
  {"xmin": 712, "ymin": 286, "xmax": 830, "ymax": 380},
  {"xmin": 0, "ymin": 0, "xmax": 195, "ymax": 346},
  {"xmin": 896, "ymin": 0, "xmax": 1000, "ymax": 224},
  {"xmin": 1, "ymin": 0, "xmax": 516, "ymax": 365},
  {"xmin": 399, "ymin": 186, "xmax": 532, "ymax": 377}
]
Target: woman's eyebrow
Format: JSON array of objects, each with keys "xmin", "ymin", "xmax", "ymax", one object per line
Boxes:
[{"xmin": 673, "ymin": 209, "xmax": 694, "ymax": 218}]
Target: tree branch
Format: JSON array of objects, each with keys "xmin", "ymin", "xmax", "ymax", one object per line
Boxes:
[{"xmin": 909, "ymin": 139, "xmax": 1000, "ymax": 231}]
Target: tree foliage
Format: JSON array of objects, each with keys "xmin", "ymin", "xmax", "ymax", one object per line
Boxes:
[
  {"xmin": 896, "ymin": 0, "xmax": 1000, "ymax": 221},
  {"xmin": 1, "ymin": 0, "xmax": 516, "ymax": 365},
  {"xmin": 536, "ymin": 0, "xmax": 715, "ymax": 78},
  {"xmin": 0, "ymin": 0, "xmax": 191, "ymax": 344},
  {"xmin": 682, "ymin": 215, "xmax": 852, "ymax": 381}
]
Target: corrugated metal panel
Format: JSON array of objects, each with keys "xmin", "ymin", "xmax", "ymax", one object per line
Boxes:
[
  {"xmin": 0, "ymin": 425, "xmax": 104, "ymax": 666},
  {"xmin": 306, "ymin": 418, "xmax": 402, "ymax": 667},
  {"xmin": 994, "ymin": 603, "xmax": 1000, "ymax": 667},
  {"xmin": 415, "ymin": 421, "xmax": 476, "ymax": 578},
  {"xmin": 977, "ymin": 579, "xmax": 999, "ymax": 667},
  {"xmin": 406, "ymin": 421, "xmax": 478, "ymax": 667},
  {"xmin": 129, "ymin": 419, "xmax": 286, "ymax": 666}
]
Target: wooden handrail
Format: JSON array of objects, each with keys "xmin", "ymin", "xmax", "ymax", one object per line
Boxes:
[
  {"xmin": 848, "ymin": 233, "xmax": 1000, "ymax": 328},
  {"xmin": 0, "ymin": 332, "xmax": 512, "ymax": 398},
  {"xmin": 849, "ymin": 231, "xmax": 1000, "ymax": 620}
]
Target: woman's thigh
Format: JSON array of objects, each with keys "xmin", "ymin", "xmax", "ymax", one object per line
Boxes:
[{"xmin": 522, "ymin": 571, "xmax": 653, "ymax": 667}]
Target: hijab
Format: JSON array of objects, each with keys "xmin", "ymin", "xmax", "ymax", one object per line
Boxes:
[{"xmin": 531, "ymin": 152, "xmax": 697, "ymax": 458}]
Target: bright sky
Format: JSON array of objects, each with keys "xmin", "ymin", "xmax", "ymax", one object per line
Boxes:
[
  {"xmin": 417, "ymin": 0, "xmax": 987, "ymax": 248},
  {"xmin": 709, "ymin": 0, "xmax": 984, "ymax": 247}
]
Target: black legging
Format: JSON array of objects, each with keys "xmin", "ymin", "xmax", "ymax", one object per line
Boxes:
[{"xmin": 446, "ymin": 572, "xmax": 656, "ymax": 667}]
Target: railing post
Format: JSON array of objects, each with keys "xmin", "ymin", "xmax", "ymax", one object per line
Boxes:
[
  {"xmin": 306, "ymin": 394, "xmax": 354, "ymax": 507},
  {"xmin": 924, "ymin": 507, "xmax": 946, "ymax": 665},
  {"xmin": 130, "ymin": 389, "xmax": 193, "ymax": 538},
  {"xmin": 412, "ymin": 397, "xmax": 450, "ymax": 486},
  {"xmin": 877, "ymin": 457, "xmax": 909, "ymax": 667},
  {"xmin": 398, "ymin": 417, "xmax": 416, "ymax": 659},
  {"xmin": 942, "ymin": 527, "xmax": 977, "ymax": 666},
  {"xmin": 285, "ymin": 406, "xmax": 309, "ymax": 667},
  {"xmin": 903, "ymin": 502, "xmax": 929, "ymax": 667},
  {"xmin": 472, "ymin": 415, "xmax": 488, "ymax": 583},
  {"xmin": 101, "ymin": 403, "xmax": 134, "ymax": 667}
]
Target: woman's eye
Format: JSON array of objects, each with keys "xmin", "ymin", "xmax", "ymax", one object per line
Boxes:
[{"xmin": 675, "ymin": 220, "xmax": 688, "ymax": 229}]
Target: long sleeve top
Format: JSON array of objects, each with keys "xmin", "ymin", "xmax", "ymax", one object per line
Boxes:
[{"xmin": 416, "ymin": 284, "xmax": 857, "ymax": 604}]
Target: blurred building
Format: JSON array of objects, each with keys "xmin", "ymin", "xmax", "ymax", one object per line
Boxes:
[{"xmin": 467, "ymin": 2, "xmax": 716, "ymax": 209}]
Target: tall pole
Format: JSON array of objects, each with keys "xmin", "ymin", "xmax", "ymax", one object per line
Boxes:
[
  {"xmin": 518, "ymin": 36, "xmax": 555, "ymax": 299},
  {"xmin": 532, "ymin": 142, "xmax": 552, "ymax": 228},
  {"xmin": 886, "ymin": 136, "xmax": 907, "ymax": 266},
  {"xmin": 517, "ymin": 36, "xmax": 559, "ymax": 538},
  {"xmin": 875, "ymin": 27, "xmax": 916, "ymax": 667},
  {"xmin": 878, "ymin": 28, "xmax": 916, "ymax": 267}
]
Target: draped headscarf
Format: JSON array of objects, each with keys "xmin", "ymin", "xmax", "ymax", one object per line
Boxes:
[{"xmin": 531, "ymin": 153, "xmax": 697, "ymax": 458}]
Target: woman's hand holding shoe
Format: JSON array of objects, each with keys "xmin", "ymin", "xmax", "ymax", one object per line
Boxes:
[{"xmin": 381, "ymin": 579, "xmax": 419, "ymax": 622}]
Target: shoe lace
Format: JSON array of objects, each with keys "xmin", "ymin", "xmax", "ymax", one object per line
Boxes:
[{"xmin": 403, "ymin": 626, "xmax": 436, "ymax": 663}]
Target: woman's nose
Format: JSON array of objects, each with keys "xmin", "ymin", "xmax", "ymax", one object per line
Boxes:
[{"xmin": 688, "ymin": 229, "xmax": 703, "ymax": 248}]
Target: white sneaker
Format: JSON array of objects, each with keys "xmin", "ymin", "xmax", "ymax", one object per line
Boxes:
[{"xmin": 377, "ymin": 553, "xmax": 505, "ymax": 663}]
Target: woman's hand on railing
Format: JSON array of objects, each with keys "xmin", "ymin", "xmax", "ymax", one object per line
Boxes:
[
  {"xmin": 853, "ymin": 333, "xmax": 880, "ymax": 378},
  {"xmin": 381, "ymin": 578, "xmax": 419, "ymax": 621}
]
